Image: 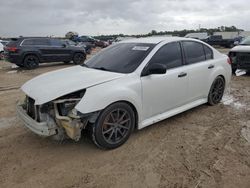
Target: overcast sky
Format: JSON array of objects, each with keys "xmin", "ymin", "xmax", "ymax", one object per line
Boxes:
[{"xmin": 0, "ymin": 0, "xmax": 249, "ymax": 37}]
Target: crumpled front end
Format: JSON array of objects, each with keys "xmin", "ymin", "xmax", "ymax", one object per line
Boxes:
[{"xmin": 17, "ymin": 90, "xmax": 99, "ymax": 141}]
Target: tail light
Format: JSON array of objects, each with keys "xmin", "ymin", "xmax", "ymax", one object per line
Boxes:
[
  {"xmin": 4, "ymin": 46, "xmax": 18, "ymax": 52},
  {"xmin": 227, "ymin": 57, "xmax": 232, "ymax": 65}
]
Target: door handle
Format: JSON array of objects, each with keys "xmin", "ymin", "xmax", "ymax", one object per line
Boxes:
[
  {"xmin": 178, "ymin": 72, "xmax": 187, "ymax": 78},
  {"xmin": 208, "ymin": 65, "xmax": 214, "ymax": 69}
]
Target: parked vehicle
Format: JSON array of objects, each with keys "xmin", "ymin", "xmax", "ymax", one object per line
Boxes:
[
  {"xmin": 0, "ymin": 40, "xmax": 9, "ymax": 46},
  {"xmin": 185, "ymin": 32, "xmax": 208, "ymax": 40},
  {"xmin": 229, "ymin": 36, "xmax": 250, "ymax": 73},
  {"xmin": 17, "ymin": 37, "xmax": 231, "ymax": 149},
  {"xmin": 202, "ymin": 35, "xmax": 235, "ymax": 48},
  {"xmin": 94, "ymin": 39, "xmax": 109, "ymax": 48},
  {"xmin": 0, "ymin": 41, "xmax": 4, "ymax": 60},
  {"xmin": 71, "ymin": 35, "xmax": 95, "ymax": 52},
  {"xmin": 4, "ymin": 37, "xmax": 86, "ymax": 69},
  {"xmin": 63, "ymin": 39, "xmax": 91, "ymax": 54},
  {"xmin": 77, "ymin": 42, "xmax": 92, "ymax": 54}
]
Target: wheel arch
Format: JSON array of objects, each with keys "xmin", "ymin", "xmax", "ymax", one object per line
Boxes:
[
  {"xmin": 22, "ymin": 52, "xmax": 41, "ymax": 64},
  {"xmin": 73, "ymin": 51, "xmax": 86, "ymax": 58},
  {"xmin": 218, "ymin": 74, "xmax": 225, "ymax": 82},
  {"xmin": 109, "ymin": 100, "xmax": 139, "ymax": 130}
]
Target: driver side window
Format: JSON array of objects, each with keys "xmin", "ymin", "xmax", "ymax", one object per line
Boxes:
[{"xmin": 149, "ymin": 42, "xmax": 183, "ymax": 69}]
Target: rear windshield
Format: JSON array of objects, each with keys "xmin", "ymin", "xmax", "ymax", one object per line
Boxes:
[{"xmin": 84, "ymin": 43, "xmax": 155, "ymax": 73}]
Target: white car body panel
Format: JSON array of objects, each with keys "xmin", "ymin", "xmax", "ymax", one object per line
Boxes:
[
  {"xmin": 21, "ymin": 37, "xmax": 232, "ymax": 131},
  {"xmin": 0, "ymin": 42, "xmax": 3, "ymax": 52},
  {"xmin": 21, "ymin": 66, "xmax": 124, "ymax": 105},
  {"xmin": 141, "ymin": 67, "xmax": 188, "ymax": 120},
  {"xmin": 141, "ymin": 98, "xmax": 207, "ymax": 128},
  {"xmin": 75, "ymin": 73, "xmax": 143, "ymax": 123},
  {"xmin": 230, "ymin": 45, "xmax": 250, "ymax": 53}
]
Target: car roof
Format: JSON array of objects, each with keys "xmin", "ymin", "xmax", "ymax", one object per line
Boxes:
[{"xmin": 119, "ymin": 36, "xmax": 200, "ymax": 44}]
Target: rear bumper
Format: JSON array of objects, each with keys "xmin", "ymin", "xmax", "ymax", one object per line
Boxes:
[
  {"xmin": 16, "ymin": 103, "xmax": 57, "ymax": 136},
  {"xmin": 4, "ymin": 52, "xmax": 23, "ymax": 64}
]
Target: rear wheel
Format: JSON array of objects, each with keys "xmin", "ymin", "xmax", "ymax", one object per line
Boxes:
[
  {"xmin": 73, "ymin": 53, "xmax": 86, "ymax": 65},
  {"xmin": 91, "ymin": 102, "xmax": 135, "ymax": 149},
  {"xmin": 23, "ymin": 55, "xmax": 39, "ymax": 69},
  {"xmin": 208, "ymin": 76, "xmax": 225, "ymax": 105}
]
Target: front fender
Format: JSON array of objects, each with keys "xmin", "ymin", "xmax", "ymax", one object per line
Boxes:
[{"xmin": 75, "ymin": 75, "xmax": 142, "ymax": 123}]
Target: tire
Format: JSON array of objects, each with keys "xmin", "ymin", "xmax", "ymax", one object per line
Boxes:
[
  {"xmin": 23, "ymin": 55, "xmax": 39, "ymax": 69},
  {"xmin": 208, "ymin": 76, "xmax": 225, "ymax": 105},
  {"xmin": 73, "ymin": 53, "xmax": 86, "ymax": 65},
  {"xmin": 91, "ymin": 102, "xmax": 135, "ymax": 149}
]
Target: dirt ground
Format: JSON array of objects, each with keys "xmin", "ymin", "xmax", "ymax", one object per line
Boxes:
[{"xmin": 0, "ymin": 48, "xmax": 250, "ymax": 188}]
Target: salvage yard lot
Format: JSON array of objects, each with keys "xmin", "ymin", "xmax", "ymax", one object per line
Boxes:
[{"xmin": 0, "ymin": 48, "xmax": 250, "ymax": 188}]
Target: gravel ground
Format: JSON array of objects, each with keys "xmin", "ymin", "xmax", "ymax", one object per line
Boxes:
[{"xmin": 0, "ymin": 48, "xmax": 249, "ymax": 188}]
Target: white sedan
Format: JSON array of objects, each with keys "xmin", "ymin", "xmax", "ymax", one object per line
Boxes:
[
  {"xmin": 0, "ymin": 40, "xmax": 4, "ymax": 60},
  {"xmin": 17, "ymin": 37, "xmax": 232, "ymax": 149}
]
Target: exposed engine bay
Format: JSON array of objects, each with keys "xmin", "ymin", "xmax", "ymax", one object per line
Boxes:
[{"xmin": 22, "ymin": 90, "xmax": 99, "ymax": 141}]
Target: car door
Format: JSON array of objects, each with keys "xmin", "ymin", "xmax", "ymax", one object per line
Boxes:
[
  {"xmin": 21, "ymin": 38, "xmax": 50, "ymax": 62},
  {"xmin": 48, "ymin": 39, "xmax": 71, "ymax": 62},
  {"xmin": 141, "ymin": 42, "xmax": 188, "ymax": 120},
  {"xmin": 182, "ymin": 41, "xmax": 214, "ymax": 102}
]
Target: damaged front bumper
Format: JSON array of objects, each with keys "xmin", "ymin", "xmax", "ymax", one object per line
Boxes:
[
  {"xmin": 16, "ymin": 102, "xmax": 57, "ymax": 136},
  {"xmin": 16, "ymin": 96, "xmax": 99, "ymax": 141}
]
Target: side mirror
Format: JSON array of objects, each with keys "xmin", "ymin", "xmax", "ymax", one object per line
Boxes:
[{"xmin": 141, "ymin": 63, "xmax": 167, "ymax": 77}]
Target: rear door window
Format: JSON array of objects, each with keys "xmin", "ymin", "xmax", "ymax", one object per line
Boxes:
[
  {"xmin": 204, "ymin": 45, "xmax": 213, "ymax": 60},
  {"xmin": 22, "ymin": 39, "xmax": 49, "ymax": 46},
  {"xmin": 149, "ymin": 42, "xmax": 183, "ymax": 69},
  {"xmin": 182, "ymin": 41, "xmax": 206, "ymax": 64}
]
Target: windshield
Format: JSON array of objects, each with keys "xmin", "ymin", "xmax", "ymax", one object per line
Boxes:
[
  {"xmin": 84, "ymin": 43, "xmax": 155, "ymax": 73},
  {"xmin": 240, "ymin": 37, "xmax": 250, "ymax": 45}
]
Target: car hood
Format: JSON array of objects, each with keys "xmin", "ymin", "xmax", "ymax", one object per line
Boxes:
[
  {"xmin": 21, "ymin": 66, "xmax": 124, "ymax": 105},
  {"xmin": 230, "ymin": 45, "xmax": 250, "ymax": 53}
]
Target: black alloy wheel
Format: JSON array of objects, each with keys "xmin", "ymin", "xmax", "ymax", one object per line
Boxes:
[
  {"xmin": 73, "ymin": 53, "xmax": 86, "ymax": 65},
  {"xmin": 208, "ymin": 76, "xmax": 225, "ymax": 105},
  {"xmin": 92, "ymin": 102, "xmax": 135, "ymax": 149},
  {"xmin": 23, "ymin": 55, "xmax": 39, "ymax": 69}
]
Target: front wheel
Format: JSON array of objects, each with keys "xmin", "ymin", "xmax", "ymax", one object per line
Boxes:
[
  {"xmin": 73, "ymin": 53, "xmax": 86, "ymax": 65},
  {"xmin": 208, "ymin": 76, "xmax": 225, "ymax": 105},
  {"xmin": 91, "ymin": 102, "xmax": 135, "ymax": 149}
]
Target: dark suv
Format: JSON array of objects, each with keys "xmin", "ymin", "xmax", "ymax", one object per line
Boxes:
[{"xmin": 4, "ymin": 37, "xmax": 86, "ymax": 69}]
